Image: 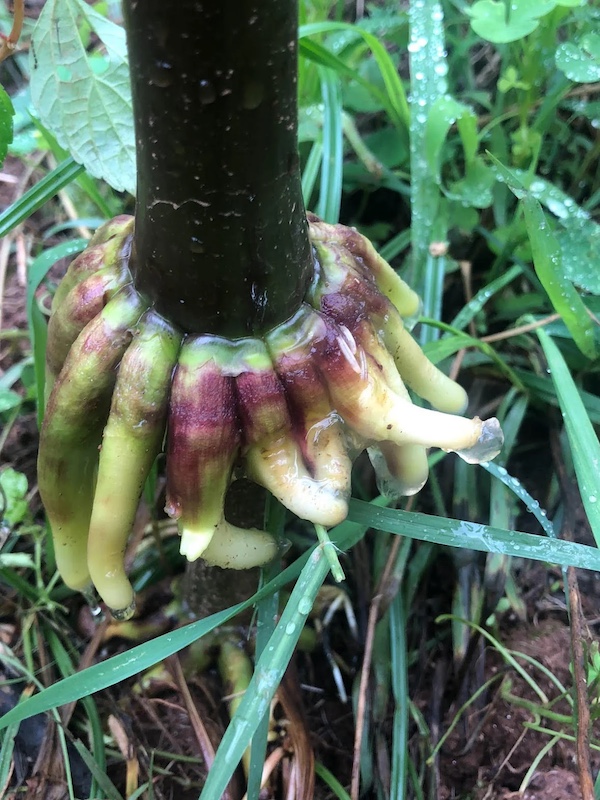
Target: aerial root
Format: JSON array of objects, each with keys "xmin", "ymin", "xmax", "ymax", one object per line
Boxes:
[{"xmin": 40, "ymin": 214, "xmax": 503, "ymax": 617}]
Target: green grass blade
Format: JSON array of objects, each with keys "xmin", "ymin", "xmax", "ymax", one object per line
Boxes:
[
  {"xmin": 316, "ymin": 67, "xmax": 343, "ymax": 223},
  {"xmin": 449, "ymin": 264, "xmax": 522, "ymax": 332},
  {"xmin": 0, "ymin": 157, "xmax": 84, "ymax": 238},
  {"xmin": 0, "ymin": 723, "xmax": 19, "ymax": 791},
  {"xmin": 0, "ymin": 648, "xmax": 76, "ymax": 799},
  {"xmin": 299, "ymin": 38, "xmax": 371, "ymax": 93},
  {"xmin": 0, "ymin": 597, "xmax": 256, "ymax": 733},
  {"xmin": 515, "ymin": 368, "xmax": 600, "ymax": 425},
  {"xmin": 481, "ymin": 460, "xmax": 555, "ymax": 539},
  {"xmin": 379, "ymin": 229, "xmax": 411, "ymax": 262},
  {"xmin": 43, "ymin": 625, "xmax": 107, "ymax": 790},
  {"xmin": 246, "ymin": 501, "xmax": 285, "ymax": 800},
  {"xmin": 35, "ymin": 122, "xmax": 114, "ymax": 218},
  {"xmin": 538, "ymin": 329, "xmax": 600, "ymax": 547},
  {"xmin": 302, "ymin": 140, "xmax": 323, "ymax": 207},
  {"xmin": 299, "ymin": 22, "xmax": 410, "ymax": 131},
  {"xmin": 0, "ymin": 517, "xmax": 369, "ymax": 733},
  {"xmin": 435, "ymin": 617, "xmax": 548, "ymax": 703},
  {"xmin": 421, "ymin": 318, "xmax": 525, "ymax": 390},
  {"xmin": 347, "ymin": 499, "xmax": 600, "ymax": 572},
  {"xmin": 408, "ymin": 0, "xmax": 448, "ymax": 316},
  {"xmin": 198, "ymin": 547, "xmax": 331, "ymax": 800},
  {"xmin": 489, "ymin": 155, "xmax": 596, "ymax": 359},
  {"xmin": 315, "ymin": 762, "xmax": 352, "ymax": 800},
  {"xmin": 389, "ymin": 592, "xmax": 409, "ymax": 800},
  {"xmin": 71, "ymin": 739, "xmax": 123, "ymax": 800}
]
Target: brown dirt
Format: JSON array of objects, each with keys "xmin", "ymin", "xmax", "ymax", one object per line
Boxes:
[{"xmin": 437, "ymin": 611, "xmax": 599, "ymax": 800}]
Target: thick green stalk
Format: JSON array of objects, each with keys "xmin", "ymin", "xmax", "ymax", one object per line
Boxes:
[{"xmin": 123, "ymin": 0, "xmax": 313, "ymax": 337}]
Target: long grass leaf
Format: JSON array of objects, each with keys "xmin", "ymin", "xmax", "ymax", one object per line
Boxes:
[
  {"xmin": 515, "ymin": 369, "xmax": 600, "ymax": 425},
  {"xmin": 71, "ymin": 739, "xmax": 123, "ymax": 800},
  {"xmin": 0, "ymin": 723, "xmax": 19, "ymax": 790},
  {"xmin": 538, "ymin": 329, "xmax": 600, "ymax": 547},
  {"xmin": 316, "ymin": 67, "xmax": 343, "ymax": 223},
  {"xmin": 299, "ymin": 38, "xmax": 372, "ymax": 94},
  {"xmin": 407, "ymin": 0, "xmax": 447, "ymax": 328},
  {"xmin": 421, "ymin": 318, "xmax": 525, "ymax": 389},
  {"xmin": 347, "ymin": 499, "xmax": 600, "ymax": 571},
  {"xmin": 314, "ymin": 762, "xmax": 352, "ymax": 800},
  {"xmin": 0, "ymin": 518, "xmax": 369, "ymax": 732},
  {"xmin": 449, "ymin": 264, "xmax": 522, "ymax": 332},
  {"xmin": 246, "ymin": 501, "xmax": 285, "ymax": 800},
  {"xmin": 302, "ymin": 140, "xmax": 323, "ymax": 207},
  {"xmin": 389, "ymin": 593, "xmax": 409, "ymax": 800},
  {"xmin": 199, "ymin": 547, "xmax": 331, "ymax": 799},
  {"xmin": 481, "ymin": 460, "xmax": 555, "ymax": 539},
  {"xmin": 299, "ymin": 22, "xmax": 409, "ymax": 131},
  {"xmin": 489, "ymin": 154, "xmax": 596, "ymax": 359},
  {"xmin": 0, "ymin": 157, "xmax": 84, "ymax": 237}
]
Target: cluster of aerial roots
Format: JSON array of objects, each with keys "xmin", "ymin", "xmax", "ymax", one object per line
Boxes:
[{"xmin": 38, "ymin": 214, "xmax": 503, "ymax": 619}]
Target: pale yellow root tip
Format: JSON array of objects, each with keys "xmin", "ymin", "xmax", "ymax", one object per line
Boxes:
[
  {"xmin": 329, "ymin": 359, "xmax": 502, "ymax": 458},
  {"xmin": 94, "ymin": 574, "xmax": 135, "ymax": 620},
  {"xmin": 201, "ymin": 520, "xmax": 278, "ymax": 569},
  {"xmin": 179, "ymin": 527, "xmax": 217, "ymax": 561}
]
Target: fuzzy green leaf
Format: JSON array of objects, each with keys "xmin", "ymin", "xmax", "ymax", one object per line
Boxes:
[{"xmin": 29, "ymin": 0, "xmax": 135, "ymax": 193}]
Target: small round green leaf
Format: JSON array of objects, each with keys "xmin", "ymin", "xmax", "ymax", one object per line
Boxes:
[
  {"xmin": 557, "ymin": 220, "xmax": 600, "ymax": 295},
  {"xmin": 469, "ymin": 0, "xmax": 557, "ymax": 44},
  {"xmin": 556, "ymin": 34, "xmax": 600, "ymax": 83}
]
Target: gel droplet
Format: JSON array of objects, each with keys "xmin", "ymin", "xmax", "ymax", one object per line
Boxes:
[{"xmin": 455, "ymin": 418, "xmax": 504, "ymax": 465}]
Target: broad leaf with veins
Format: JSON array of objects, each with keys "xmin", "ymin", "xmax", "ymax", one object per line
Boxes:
[{"xmin": 30, "ymin": 0, "xmax": 135, "ymax": 193}]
